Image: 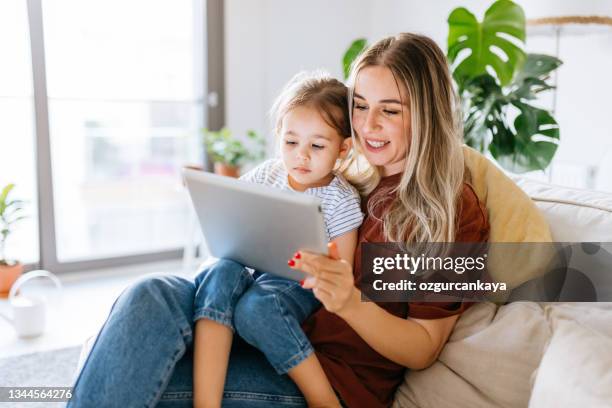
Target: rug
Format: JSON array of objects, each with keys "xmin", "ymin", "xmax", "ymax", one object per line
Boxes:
[{"xmin": 0, "ymin": 346, "xmax": 81, "ymax": 407}]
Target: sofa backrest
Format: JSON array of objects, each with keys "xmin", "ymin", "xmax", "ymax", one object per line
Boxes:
[{"xmin": 514, "ymin": 177, "xmax": 612, "ymax": 242}]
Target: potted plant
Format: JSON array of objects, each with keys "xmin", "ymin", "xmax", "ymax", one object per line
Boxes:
[
  {"xmin": 203, "ymin": 127, "xmax": 266, "ymax": 177},
  {"xmin": 341, "ymin": 0, "xmax": 562, "ymax": 174},
  {"xmin": 0, "ymin": 183, "xmax": 28, "ymax": 297}
]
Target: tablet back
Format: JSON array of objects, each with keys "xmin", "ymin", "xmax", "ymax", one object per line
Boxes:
[{"xmin": 182, "ymin": 168, "xmax": 328, "ymax": 281}]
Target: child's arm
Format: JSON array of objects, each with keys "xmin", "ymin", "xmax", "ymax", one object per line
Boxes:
[{"xmin": 330, "ymin": 228, "xmax": 358, "ymax": 267}]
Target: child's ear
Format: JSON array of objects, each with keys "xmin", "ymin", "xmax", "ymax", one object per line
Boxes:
[{"xmin": 339, "ymin": 137, "xmax": 353, "ymax": 159}]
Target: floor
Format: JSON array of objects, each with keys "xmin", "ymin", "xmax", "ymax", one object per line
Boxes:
[{"xmin": 0, "ymin": 259, "xmax": 199, "ymax": 359}]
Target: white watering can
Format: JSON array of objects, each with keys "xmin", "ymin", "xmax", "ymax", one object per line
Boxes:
[{"xmin": 0, "ymin": 270, "xmax": 62, "ymax": 338}]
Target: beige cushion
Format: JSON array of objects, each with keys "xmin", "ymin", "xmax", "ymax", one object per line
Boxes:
[
  {"xmin": 528, "ymin": 311, "xmax": 612, "ymax": 407},
  {"xmin": 392, "ymin": 153, "xmax": 612, "ymax": 407},
  {"xmin": 393, "ymin": 302, "xmax": 550, "ymax": 408},
  {"xmin": 514, "ymin": 177, "xmax": 612, "ymax": 242}
]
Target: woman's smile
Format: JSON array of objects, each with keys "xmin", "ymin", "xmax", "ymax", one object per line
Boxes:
[{"xmin": 364, "ymin": 138, "xmax": 391, "ymax": 151}]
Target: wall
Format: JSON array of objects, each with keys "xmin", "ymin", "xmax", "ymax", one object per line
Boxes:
[
  {"xmin": 225, "ymin": 0, "xmax": 370, "ymax": 157},
  {"xmin": 225, "ymin": 0, "xmax": 612, "ymax": 190}
]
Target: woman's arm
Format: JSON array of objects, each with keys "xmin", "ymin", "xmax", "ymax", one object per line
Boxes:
[{"xmin": 337, "ymin": 289, "xmax": 458, "ymax": 369}]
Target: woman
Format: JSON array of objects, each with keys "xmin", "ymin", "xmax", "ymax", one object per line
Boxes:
[{"xmin": 68, "ymin": 33, "xmax": 488, "ymax": 408}]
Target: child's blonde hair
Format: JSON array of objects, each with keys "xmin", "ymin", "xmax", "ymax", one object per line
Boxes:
[{"xmin": 270, "ymin": 71, "xmax": 351, "ymax": 141}]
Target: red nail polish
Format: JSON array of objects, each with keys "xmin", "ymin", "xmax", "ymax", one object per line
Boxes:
[
  {"xmin": 294, "ymin": 252, "xmax": 301, "ymax": 259},
  {"xmin": 288, "ymin": 259, "xmax": 295, "ymax": 267},
  {"xmin": 299, "ymin": 280, "xmax": 305, "ymax": 286}
]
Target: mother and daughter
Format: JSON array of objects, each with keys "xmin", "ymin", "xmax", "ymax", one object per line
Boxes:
[{"xmin": 68, "ymin": 32, "xmax": 489, "ymax": 408}]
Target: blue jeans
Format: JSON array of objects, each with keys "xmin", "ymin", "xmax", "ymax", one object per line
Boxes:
[
  {"xmin": 67, "ymin": 262, "xmax": 319, "ymax": 407},
  {"xmin": 194, "ymin": 259, "xmax": 321, "ymax": 374}
]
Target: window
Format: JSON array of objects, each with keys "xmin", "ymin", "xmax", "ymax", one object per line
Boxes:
[
  {"xmin": 41, "ymin": 0, "xmax": 205, "ymax": 261},
  {"xmin": 0, "ymin": 1, "xmax": 39, "ymax": 265}
]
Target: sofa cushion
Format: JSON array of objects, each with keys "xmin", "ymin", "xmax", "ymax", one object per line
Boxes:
[
  {"xmin": 514, "ymin": 178, "xmax": 612, "ymax": 242},
  {"xmin": 528, "ymin": 313, "xmax": 612, "ymax": 407},
  {"xmin": 463, "ymin": 146, "xmax": 552, "ymax": 243},
  {"xmin": 463, "ymin": 147, "xmax": 555, "ymax": 295},
  {"xmin": 393, "ymin": 302, "xmax": 550, "ymax": 408}
]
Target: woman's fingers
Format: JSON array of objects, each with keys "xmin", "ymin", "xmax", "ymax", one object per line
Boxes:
[
  {"xmin": 312, "ymin": 287, "xmax": 333, "ymax": 304},
  {"xmin": 290, "ymin": 256, "xmax": 320, "ymax": 277},
  {"xmin": 292, "ymin": 251, "xmax": 347, "ymax": 276},
  {"xmin": 287, "ymin": 248, "xmax": 355, "ymax": 314},
  {"xmin": 307, "ymin": 277, "xmax": 340, "ymax": 294},
  {"xmin": 301, "ymin": 273, "xmax": 339, "ymax": 289}
]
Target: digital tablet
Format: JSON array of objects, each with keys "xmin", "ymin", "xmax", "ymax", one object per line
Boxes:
[{"xmin": 182, "ymin": 168, "xmax": 328, "ymax": 281}]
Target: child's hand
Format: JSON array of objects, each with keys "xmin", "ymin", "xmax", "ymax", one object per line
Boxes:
[{"xmin": 288, "ymin": 242, "xmax": 357, "ymax": 316}]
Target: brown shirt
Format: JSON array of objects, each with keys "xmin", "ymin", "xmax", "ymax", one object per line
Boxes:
[{"xmin": 302, "ymin": 173, "xmax": 490, "ymax": 408}]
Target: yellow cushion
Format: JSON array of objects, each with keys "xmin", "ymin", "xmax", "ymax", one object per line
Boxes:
[
  {"xmin": 462, "ymin": 146, "xmax": 554, "ymax": 295},
  {"xmin": 463, "ymin": 146, "xmax": 552, "ymax": 243}
]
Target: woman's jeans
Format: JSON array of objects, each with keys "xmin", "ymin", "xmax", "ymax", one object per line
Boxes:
[{"xmin": 67, "ymin": 259, "xmax": 320, "ymax": 407}]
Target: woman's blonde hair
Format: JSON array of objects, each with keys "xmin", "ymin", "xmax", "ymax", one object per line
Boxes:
[
  {"xmin": 345, "ymin": 33, "xmax": 465, "ymax": 244},
  {"xmin": 270, "ymin": 71, "xmax": 351, "ymax": 141}
]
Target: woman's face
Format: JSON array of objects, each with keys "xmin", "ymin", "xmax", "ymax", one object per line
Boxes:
[{"xmin": 352, "ymin": 65, "xmax": 410, "ymax": 177}]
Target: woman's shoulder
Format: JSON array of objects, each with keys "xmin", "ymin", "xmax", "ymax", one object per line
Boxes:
[{"xmin": 456, "ymin": 182, "xmax": 489, "ymax": 242}]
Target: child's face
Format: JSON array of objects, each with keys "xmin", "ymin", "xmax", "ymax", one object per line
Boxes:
[{"xmin": 280, "ymin": 106, "xmax": 351, "ymax": 191}]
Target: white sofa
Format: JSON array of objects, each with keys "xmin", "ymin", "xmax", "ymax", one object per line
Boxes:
[
  {"xmin": 393, "ymin": 176, "xmax": 612, "ymax": 408},
  {"xmin": 76, "ymin": 176, "xmax": 612, "ymax": 407}
]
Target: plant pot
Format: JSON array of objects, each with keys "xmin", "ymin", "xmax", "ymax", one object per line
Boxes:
[
  {"xmin": 214, "ymin": 163, "xmax": 240, "ymax": 178},
  {"xmin": 0, "ymin": 262, "xmax": 24, "ymax": 298}
]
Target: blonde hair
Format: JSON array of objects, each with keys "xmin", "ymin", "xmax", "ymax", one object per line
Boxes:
[
  {"xmin": 345, "ymin": 33, "xmax": 465, "ymax": 244},
  {"xmin": 270, "ymin": 71, "xmax": 351, "ymax": 141}
]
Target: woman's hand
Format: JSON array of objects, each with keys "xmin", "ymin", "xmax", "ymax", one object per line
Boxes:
[{"xmin": 288, "ymin": 242, "xmax": 357, "ymax": 316}]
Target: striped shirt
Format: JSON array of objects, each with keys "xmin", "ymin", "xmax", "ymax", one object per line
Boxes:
[{"xmin": 240, "ymin": 159, "xmax": 363, "ymax": 241}]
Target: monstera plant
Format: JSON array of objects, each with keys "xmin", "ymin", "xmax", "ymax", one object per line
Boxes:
[{"xmin": 342, "ymin": 0, "xmax": 562, "ymax": 174}]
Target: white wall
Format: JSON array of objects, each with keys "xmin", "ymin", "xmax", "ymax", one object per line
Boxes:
[
  {"xmin": 225, "ymin": 0, "xmax": 370, "ymax": 156},
  {"xmin": 225, "ymin": 0, "xmax": 612, "ymax": 190}
]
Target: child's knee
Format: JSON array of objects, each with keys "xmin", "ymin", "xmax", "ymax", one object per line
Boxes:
[
  {"xmin": 194, "ymin": 259, "xmax": 249, "ymax": 289},
  {"xmin": 233, "ymin": 289, "xmax": 278, "ymax": 342}
]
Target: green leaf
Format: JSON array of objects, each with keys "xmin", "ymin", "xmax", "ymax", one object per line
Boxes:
[
  {"xmin": 202, "ymin": 127, "xmax": 267, "ymax": 167},
  {"xmin": 448, "ymin": 0, "xmax": 526, "ymax": 88},
  {"xmin": 0, "ymin": 184, "xmax": 15, "ymax": 214},
  {"xmin": 494, "ymin": 104, "xmax": 560, "ymax": 173},
  {"xmin": 509, "ymin": 53, "xmax": 562, "ymax": 100},
  {"xmin": 6, "ymin": 215, "xmax": 27, "ymax": 225},
  {"xmin": 342, "ymin": 38, "xmax": 368, "ymax": 80},
  {"xmin": 0, "ymin": 184, "xmax": 14, "ymax": 203},
  {"xmin": 513, "ymin": 53, "xmax": 562, "ymax": 84}
]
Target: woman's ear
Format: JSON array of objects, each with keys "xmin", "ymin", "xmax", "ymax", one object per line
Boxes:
[{"xmin": 339, "ymin": 137, "xmax": 353, "ymax": 159}]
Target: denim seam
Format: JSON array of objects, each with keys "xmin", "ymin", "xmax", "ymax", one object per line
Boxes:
[
  {"xmin": 271, "ymin": 292, "xmax": 315, "ymax": 374},
  {"xmin": 148, "ymin": 343, "xmax": 186, "ymax": 408},
  {"xmin": 194, "ymin": 307, "xmax": 235, "ymax": 331},
  {"xmin": 223, "ymin": 390, "xmax": 306, "ymax": 405},
  {"xmin": 228, "ymin": 266, "xmax": 254, "ymax": 305},
  {"xmin": 273, "ymin": 342, "xmax": 315, "ymax": 375},
  {"xmin": 275, "ymin": 291, "xmax": 304, "ymax": 348}
]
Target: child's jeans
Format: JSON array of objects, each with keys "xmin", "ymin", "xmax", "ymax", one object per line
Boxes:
[{"xmin": 194, "ymin": 258, "xmax": 321, "ymax": 374}]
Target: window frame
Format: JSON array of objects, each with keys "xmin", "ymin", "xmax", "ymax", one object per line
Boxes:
[{"xmin": 24, "ymin": 0, "xmax": 222, "ymax": 273}]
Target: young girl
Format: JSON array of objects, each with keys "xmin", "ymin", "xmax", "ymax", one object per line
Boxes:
[{"xmin": 193, "ymin": 71, "xmax": 363, "ymax": 408}]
